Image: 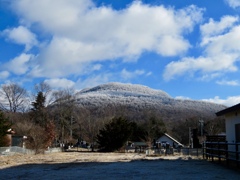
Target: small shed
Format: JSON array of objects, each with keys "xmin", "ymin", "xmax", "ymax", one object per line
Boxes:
[
  {"xmin": 5, "ymin": 128, "xmax": 15, "ymax": 146},
  {"xmin": 12, "ymin": 135, "xmax": 26, "ymax": 147},
  {"xmin": 156, "ymin": 133, "xmax": 184, "ymax": 148},
  {"xmin": 216, "ymin": 103, "xmax": 240, "ymax": 143}
]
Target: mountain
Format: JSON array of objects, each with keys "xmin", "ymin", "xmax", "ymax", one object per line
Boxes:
[{"xmin": 75, "ymin": 82, "xmax": 226, "ymax": 124}]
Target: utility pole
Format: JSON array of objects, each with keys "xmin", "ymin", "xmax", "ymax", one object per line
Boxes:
[
  {"xmin": 199, "ymin": 119, "xmax": 204, "ymax": 143},
  {"xmin": 70, "ymin": 116, "xmax": 73, "ymax": 140},
  {"xmin": 189, "ymin": 127, "xmax": 191, "ymax": 148}
]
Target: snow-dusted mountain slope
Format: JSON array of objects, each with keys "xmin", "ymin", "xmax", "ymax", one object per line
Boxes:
[
  {"xmin": 79, "ymin": 82, "xmax": 170, "ymax": 100},
  {"xmin": 75, "ymin": 82, "xmax": 226, "ymax": 121}
]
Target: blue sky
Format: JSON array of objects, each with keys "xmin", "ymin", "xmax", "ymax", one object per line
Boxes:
[{"xmin": 1, "ymin": 0, "xmax": 240, "ymax": 106}]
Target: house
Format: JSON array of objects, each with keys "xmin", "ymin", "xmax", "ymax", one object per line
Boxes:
[
  {"xmin": 12, "ymin": 135, "xmax": 26, "ymax": 147},
  {"xmin": 6, "ymin": 128, "xmax": 26, "ymax": 148},
  {"xmin": 126, "ymin": 141, "xmax": 148, "ymax": 153},
  {"xmin": 156, "ymin": 133, "xmax": 184, "ymax": 148},
  {"xmin": 216, "ymin": 103, "xmax": 240, "ymax": 143},
  {"xmin": 5, "ymin": 128, "xmax": 15, "ymax": 146}
]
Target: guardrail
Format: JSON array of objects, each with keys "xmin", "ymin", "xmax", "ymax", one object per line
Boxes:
[
  {"xmin": 180, "ymin": 148, "xmax": 202, "ymax": 157},
  {"xmin": 0, "ymin": 146, "xmax": 62, "ymax": 156},
  {"xmin": 202, "ymin": 141, "xmax": 240, "ymax": 167},
  {"xmin": 0, "ymin": 146, "xmax": 34, "ymax": 155},
  {"xmin": 145, "ymin": 147, "xmax": 202, "ymax": 157}
]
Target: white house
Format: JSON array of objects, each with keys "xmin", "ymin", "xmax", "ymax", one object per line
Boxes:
[
  {"xmin": 216, "ymin": 103, "xmax": 240, "ymax": 143},
  {"xmin": 156, "ymin": 133, "xmax": 184, "ymax": 148}
]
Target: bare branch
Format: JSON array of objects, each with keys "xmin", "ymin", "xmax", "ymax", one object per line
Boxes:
[{"xmin": 0, "ymin": 83, "xmax": 28, "ymax": 112}]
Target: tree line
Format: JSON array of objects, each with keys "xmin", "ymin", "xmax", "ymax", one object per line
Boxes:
[{"xmin": 0, "ymin": 82, "xmax": 225, "ymax": 153}]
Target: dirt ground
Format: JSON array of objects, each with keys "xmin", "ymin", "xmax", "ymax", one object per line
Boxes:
[{"xmin": 0, "ymin": 152, "xmax": 240, "ymax": 179}]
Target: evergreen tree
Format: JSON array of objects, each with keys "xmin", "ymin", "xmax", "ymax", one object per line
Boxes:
[
  {"xmin": 0, "ymin": 111, "xmax": 11, "ymax": 146},
  {"xmin": 31, "ymin": 92, "xmax": 47, "ymax": 126},
  {"xmin": 142, "ymin": 116, "xmax": 167, "ymax": 145},
  {"xmin": 129, "ymin": 122, "xmax": 147, "ymax": 142},
  {"xmin": 31, "ymin": 92, "xmax": 45, "ymax": 111},
  {"xmin": 96, "ymin": 117, "xmax": 134, "ymax": 152},
  {"xmin": 147, "ymin": 116, "xmax": 166, "ymax": 139}
]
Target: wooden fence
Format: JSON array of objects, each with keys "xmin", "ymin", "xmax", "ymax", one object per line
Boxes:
[{"xmin": 202, "ymin": 141, "xmax": 240, "ymax": 167}]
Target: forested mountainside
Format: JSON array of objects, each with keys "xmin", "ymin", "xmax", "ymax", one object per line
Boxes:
[{"xmin": 75, "ymin": 82, "xmax": 226, "ymax": 124}]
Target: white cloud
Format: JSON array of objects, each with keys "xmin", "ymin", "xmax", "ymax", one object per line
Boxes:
[
  {"xmin": 0, "ymin": 71, "xmax": 10, "ymax": 79},
  {"xmin": 177, "ymin": 94, "xmax": 240, "ymax": 107},
  {"xmin": 10, "ymin": 0, "xmax": 203, "ymax": 78},
  {"xmin": 44, "ymin": 78, "xmax": 75, "ymax": 89},
  {"xmin": 202, "ymin": 96, "xmax": 240, "ymax": 107},
  {"xmin": 3, "ymin": 53, "xmax": 33, "ymax": 75},
  {"xmin": 92, "ymin": 64, "xmax": 102, "ymax": 71},
  {"xmin": 146, "ymin": 72, "xmax": 152, "ymax": 76},
  {"xmin": 164, "ymin": 55, "xmax": 238, "ymax": 80},
  {"xmin": 75, "ymin": 74, "xmax": 112, "ymax": 90},
  {"xmin": 175, "ymin": 96, "xmax": 191, "ymax": 100},
  {"xmin": 164, "ymin": 16, "xmax": 240, "ymax": 81},
  {"xmin": 216, "ymin": 79, "xmax": 240, "ymax": 86},
  {"xmin": 2, "ymin": 26, "xmax": 38, "ymax": 51},
  {"xmin": 121, "ymin": 69, "xmax": 145, "ymax": 80},
  {"xmin": 198, "ymin": 73, "xmax": 222, "ymax": 81},
  {"xmin": 200, "ymin": 16, "xmax": 238, "ymax": 45},
  {"xmin": 225, "ymin": 0, "xmax": 240, "ymax": 8},
  {"xmin": 12, "ymin": 0, "xmax": 94, "ymax": 32}
]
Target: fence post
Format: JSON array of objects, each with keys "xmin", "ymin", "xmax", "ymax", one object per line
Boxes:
[
  {"xmin": 206, "ymin": 142, "xmax": 209, "ymax": 160},
  {"xmin": 218, "ymin": 141, "xmax": 221, "ymax": 162},
  {"xmin": 202, "ymin": 142, "xmax": 205, "ymax": 159},
  {"xmin": 236, "ymin": 143, "xmax": 239, "ymax": 168},
  {"xmin": 225, "ymin": 141, "xmax": 229, "ymax": 166},
  {"xmin": 211, "ymin": 141, "xmax": 214, "ymax": 162}
]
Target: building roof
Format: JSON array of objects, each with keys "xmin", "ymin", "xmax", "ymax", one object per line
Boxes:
[
  {"xmin": 132, "ymin": 142, "xmax": 148, "ymax": 147},
  {"xmin": 216, "ymin": 103, "xmax": 240, "ymax": 116},
  {"xmin": 158, "ymin": 133, "xmax": 184, "ymax": 146}
]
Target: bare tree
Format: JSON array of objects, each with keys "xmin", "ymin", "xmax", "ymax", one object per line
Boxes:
[
  {"xmin": 25, "ymin": 120, "xmax": 56, "ymax": 152},
  {"xmin": 204, "ymin": 117, "xmax": 225, "ymax": 135},
  {"xmin": 0, "ymin": 83, "xmax": 28, "ymax": 112},
  {"xmin": 51, "ymin": 88, "xmax": 77, "ymax": 143}
]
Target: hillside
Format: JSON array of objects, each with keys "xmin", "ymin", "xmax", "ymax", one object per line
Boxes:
[{"xmin": 75, "ymin": 82, "xmax": 226, "ymax": 123}]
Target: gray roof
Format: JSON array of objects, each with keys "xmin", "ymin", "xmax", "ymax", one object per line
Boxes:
[
  {"xmin": 158, "ymin": 133, "xmax": 184, "ymax": 146},
  {"xmin": 216, "ymin": 103, "xmax": 240, "ymax": 116}
]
